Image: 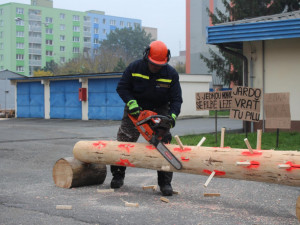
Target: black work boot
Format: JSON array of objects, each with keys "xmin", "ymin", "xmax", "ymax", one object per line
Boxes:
[
  {"xmin": 110, "ymin": 166, "xmax": 126, "ymax": 189},
  {"xmin": 157, "ymin": 171, "xmax": 173, "ymax": 196}
]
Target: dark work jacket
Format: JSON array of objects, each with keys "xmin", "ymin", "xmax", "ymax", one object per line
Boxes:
[{"xmin": 116, "ymin": 59, "xmax": 183, "ymax": 116}]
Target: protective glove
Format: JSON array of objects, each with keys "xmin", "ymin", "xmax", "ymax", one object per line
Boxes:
[
  {"xmin": 127, "ymin": 100, "xmax": 140, "ymax": 117},
  {"xmin": 168, "ymin": 113, "xmax": 177, "ymax": 128}
]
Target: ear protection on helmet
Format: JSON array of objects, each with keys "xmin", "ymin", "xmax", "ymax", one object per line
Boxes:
[{"xmin": 143, "ymin": 45, "xmax": 171, "ymax": 64}]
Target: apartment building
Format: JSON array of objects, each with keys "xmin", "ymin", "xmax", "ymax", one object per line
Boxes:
[{"xmin": 0, "ymin": 0, "xmax": 141, "ymax": 76}]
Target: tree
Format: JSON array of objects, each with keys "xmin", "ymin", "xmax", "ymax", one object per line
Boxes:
[
  {"xmin": 43, "ymin": 60, "xmax": 59, "ymax": 74},
  {"xmin": 113, "ymin": 58, "xmax": 126, "ymax": 72},
  {"xmin": 200, "ymin": 0, "xmax": 300, "ymax": 86},
  {"xmin": 99, "ymin": 27, "xmax": 153, "ymax": 64},
  {"xmin": 174, "ymin": 62, "xmax": 186, "ymax": 74}
]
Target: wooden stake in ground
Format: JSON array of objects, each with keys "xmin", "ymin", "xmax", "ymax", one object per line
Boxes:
[
  {"xmin": 56, "ymin": 205, "xmax": 72, "ymax": 210},
  {"xmin": 256, "ymin": 129, "xmax": 262, "ymax": 150},
  {"xmin": 220, "ymin": 128, "xmax": 225, "ymax": 148},
  {"xmin": 244, "ymin": 138, "xmax": 254, "ymax": 154},
  {"xmin": 73, "ymin": 140, "xmax": 300, "ymax": 187},
  {"xmin": 203, "ymin": 171, "xmax": 216, "ymax": 187},
  {"xmin": 174, "ymin": 135, "xmax": 184, "ymax": 150},
  {"xmin": 52, "ymin": 157, "xmax": 107, "ymax": 188},
  {"xmin": 196, "ymin": 137, "xmax": 206, "ymax": 147}
]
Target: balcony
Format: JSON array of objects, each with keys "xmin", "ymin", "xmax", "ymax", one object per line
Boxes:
[
  {"xmin": 29, "ymin": 59, "xmax": 42, "ymax": 66},
  {"xmin": 28, "ymin": 48, "xmax": 42, "ymax": 55},
  {"xmin": 84, "ymin": 32, "xmax": 91, "ymax": 37},
  {"xmin": 29, "ymin": 25, "xmax": 42, "ymax": 32},
  {"xmin": 29, "ymin": 14, "xmax": 42, "ymax": 21},
  {"xmin": 29, "ymin": 37, "xmax": 42, "ymax": 43}
]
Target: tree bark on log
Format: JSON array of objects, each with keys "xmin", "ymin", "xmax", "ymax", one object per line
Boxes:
[
  {"xmin": 52, "ymin": 157, "xmax": 107, "ymax": 188},
  {"xmin": 73, "ymin": 140, "xmax": 300, "ymax": 187}
]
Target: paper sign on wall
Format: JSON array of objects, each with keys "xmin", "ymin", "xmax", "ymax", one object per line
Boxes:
[
  {"xmin": 195, "ymin": 91, "xmax": 232, "ymax": 111},
  {"xmin": 264, "ymin": 92, "xmax": 291, "ymax": 129},
  {"xmin": 230, "ymin": 86, "xmax": 262, "ymax": 122}
]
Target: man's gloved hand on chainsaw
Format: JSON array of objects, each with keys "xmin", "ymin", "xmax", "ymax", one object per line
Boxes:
[
  {"xmin": 167, "ymin": 113, "xmax": 177, "ymax": 128},
  {"xmin": 127, "ymin": 100, "xmax": 140, "ymax": 117}
]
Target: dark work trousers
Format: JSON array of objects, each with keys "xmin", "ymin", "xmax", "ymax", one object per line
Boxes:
[{"xmin": 111, "ymin": 105, "xmax": 173, "ymax": 187}]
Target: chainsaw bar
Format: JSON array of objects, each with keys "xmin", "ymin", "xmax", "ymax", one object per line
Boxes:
[{"xmin": 150, "ymin": 138, "xmax": 182, "ymax": 170}]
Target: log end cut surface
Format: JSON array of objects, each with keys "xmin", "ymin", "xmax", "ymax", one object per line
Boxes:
[{"xmin": 53, "ymin": 158, "xmax": 73, "ymax": 188}]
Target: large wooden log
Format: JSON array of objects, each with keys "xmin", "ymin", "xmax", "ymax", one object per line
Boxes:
[
  {"xmin": 73, "ymin": 140, "xmax": 300, "ymax": 187},
  {"xmin": 52, "ymin": 157, "xmax": 107, "ymax": 188}
]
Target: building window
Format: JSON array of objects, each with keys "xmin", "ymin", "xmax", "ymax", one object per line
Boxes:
[
  {"xmin": 46, "ymin": 39, "xmax": 53, "ymax": 45},
  {"xmin": 94, "ymin": 28, "xmax": 99, "ymax": 34},
  {"xmin": 60, "ymin": 35, "xmax": 65, "ymax": 41},
  {"xmin": 73, "ymin": 26, "xmax": 80, "ymax": 32},
  {"xmin": 0, "ymin": 43, "xmax": 3, "ymax": 49},
  {"xmin": 16, "ymin": 19, "xmax": 24, "ymax": 26},
  {"xmin": 16, "ymin": 66, "xmax": 24, "ymax": 72},
  {"xmin": 16, "ymin": 54, "xmax": 24, "ymax": 60},
  {"xmin": 0, "ymin": 55, "xmax": 3, "ymax": 61},
  {"xmin": 94, "ymin": 18, "xmax": 99, "ymax": 23},
  {"xmin": 60, "ymin": 57, "xmax": 65, "ymax": 63},
  {"xmin": 60, "ymin": 46, "xmax": 65, "ymax": 52},
  {"xmin": 16, "ymin": 31, "xmax": 24, "ymax": 37},
  {"xmin": 120, "ymin": 21, "xmax": 124, "ymax": 27},
  {"xmin": 46, "ymin": 28, "xmax": 53, "ymax": 34},
  {"xmin": 73, "ymin": 36, "xmax": 80, "ymax": 42},
  {"xmin": 0, "ymin": 20, "xmax": 3, "ymax": 26},
  {"xmin": 60, "ymin": 24, "xmax": 65, "ymax": 30},
  {"xmin": 45, "ymin": 17, "xmax": 53, "ymax": 24},
  {"xmin": 16, "ymin": 8, "xmax": 24, "ymax": 14},
  {"xmin": 16, "ymin": 43, "xmax": 24, "ymax": 49},
  {"xmin": 73, "ymin": 15, "xmax": 80, "ymax": 21},
  {"xmin": 110, "ymin": 20, "xmax": 116, "ymax": 26},
  {"xmin": 103, "ymin": 18, "xmax": 106, "ymax": 24},
  {"xmin": 134, "ymin": 23, "xmax": 140, "ymax": 28},
  {"xmin": 73, "ymin": 47, "xmax": 80, "ymax": 53},
  {"xmin": 0, "ymin": 8, "xmax": 3, "ymax": 15},
  {"xmin": 93, "ymin": 38, "xmax": 98, "ymax": 44},
  {"xmin": 84, "ymin": 16, "xmax": 90, "ymax": 22},
  {"xmin": 0, "ymin": 32, "xmax": 2, "ymax": 38},
  {"xmin": 103, "ymin": 29, "xmax": 106, "ymax": 34},
  {"xmin": 60, "ymin": 13, "xmax": 65, "ymax": 19},
  {"xmin": 84, "ymin": 26, "xmax": 90, "ymax": 32},
  {"xmin": 46, "ymin": 50, "xmax": 53, "ymax": 56},
  {"xmin": 127, "ymin": 22, "xmax": 131, "ymax": 27},
  {"xmin": 29, "ymin": 9, "xmax": 41, "ymax": 16}
]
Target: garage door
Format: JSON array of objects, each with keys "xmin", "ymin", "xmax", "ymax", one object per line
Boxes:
[
  {"xmin": 17, "ymin": 82, "xmax": 44, "ymax": 118},
  {"xmin": 50, "ymin": 80, "xmax": 82, "ymax": 119},
  {"xmin": 88, "ymin": 78, "xmax": 124, "ymax": 120}
]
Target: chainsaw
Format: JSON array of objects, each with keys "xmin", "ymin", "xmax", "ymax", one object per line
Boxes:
[{"xmin": 128, "ymin": 110, "xmax": 182, "ymax": 170}]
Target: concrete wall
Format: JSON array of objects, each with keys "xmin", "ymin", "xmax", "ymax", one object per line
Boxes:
[
  {"xmin": 179, "ymin": 74, "xmax": 212, "ymax": 118},
  {"xmin": 243, "ymin": 38, "xmax": 300, "ymax": 122}
]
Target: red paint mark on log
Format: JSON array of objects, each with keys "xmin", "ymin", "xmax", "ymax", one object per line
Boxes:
[
  {"xmin": 203, "ymin": 169, "xmax": 226, "ymax": 176},
  {"xmin": 146, "ymin": 145, "xmax": 156, "ymax": 150},
  {"xmin": 247, "ymin": 161, "xmax": 260, "ymax": 169},
  {"xmin": 118, "ymin": 144, "xmax": 135, "ymax": 153},
  {"xmin": 174, "ymin": 147, "xmax": 192, "ymax": 153},
  {"xmin": 92, "ymin": 141, "xmax": 107, "ymax": 150},
  {"xmin": 242, "ymin": 151, "xmax": 262, "ymax": 156},
  {"xmin": 115, "ymin": 159, "xmax": 135, "ymax": 167},
  {"xmin": 285, "ymin": 161, "xmax": 300, "ymax": 171},
  {"xmin": 181, "ymin": 156, "xmax": 189, "ymax": 162}
]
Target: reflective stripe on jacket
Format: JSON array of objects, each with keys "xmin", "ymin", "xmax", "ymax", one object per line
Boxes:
[{"xmin": 116, "ymin": 59, "xmax": 183, "ymax": 116}]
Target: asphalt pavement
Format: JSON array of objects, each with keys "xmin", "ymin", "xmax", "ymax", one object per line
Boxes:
[{"xmin": 0, "ymin": 117, "xmax": 299, "ymax": 225}]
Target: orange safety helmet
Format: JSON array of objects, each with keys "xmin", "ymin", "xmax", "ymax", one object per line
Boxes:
[{"xmin": 143, "ymin": 40, "xmax": 171, "ymax": 66}]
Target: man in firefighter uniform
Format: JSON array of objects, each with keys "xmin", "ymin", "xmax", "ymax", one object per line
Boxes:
[{"xmin": 112, "ymin": 40, "xmax": 183, "ymax": 196}]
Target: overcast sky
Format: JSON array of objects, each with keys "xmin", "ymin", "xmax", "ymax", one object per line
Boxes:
[{"xmin": 2, "ymin": 0, "xmax": 186, "ymax": 56}]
